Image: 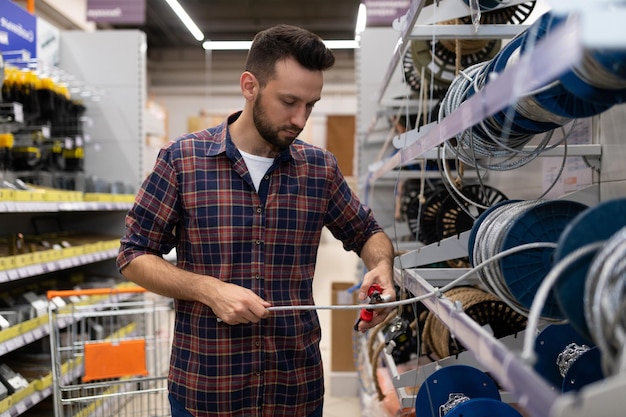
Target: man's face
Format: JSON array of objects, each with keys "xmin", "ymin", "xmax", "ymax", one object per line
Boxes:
[{"xmin": 252, "ymin": 58, "xmax": 323, "ymax": 151}]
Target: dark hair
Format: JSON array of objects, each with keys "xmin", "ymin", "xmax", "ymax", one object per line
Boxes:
[{"xmin": 245, "ymin": 24, "xmax": 336, "ymax": 86}]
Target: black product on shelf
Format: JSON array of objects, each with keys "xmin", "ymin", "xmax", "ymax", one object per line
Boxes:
[
  {"xmin": 436, "ymin": 183, "xmax": 508, "ymax": 240},
  {"xmin": 0, "ymin": 380, "xmax": 7, "ymax": 401},
  {"xmin": 0, "ymin": 363, "xmax": 29, "ymax": 394}
]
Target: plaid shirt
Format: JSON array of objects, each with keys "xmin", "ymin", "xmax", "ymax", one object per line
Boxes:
[{"xmin": 117, "ymin": 112, "xmax": 382, "ymax": 417}]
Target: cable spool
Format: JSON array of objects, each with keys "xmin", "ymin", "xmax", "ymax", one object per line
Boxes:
[
  {"xmin": 461, "ymin": 0, "xmax": 507, "ymax": 11},
  {"xmin": 521, "ymin": 12, "xmax": 626, "ymax": 106},
  {"xmin": 441, "ymin": 9, "xmax": 626, "ymax": 172},
  {"xmin": 551, "ymin": 198, "xmax": 626, "ymax": 342},
  {"xmin": 402, "ymin": 47, "xmax": 448, "ymax": 98},
  {"xmin": 522, "ymin": 12, "xmax": 623, "ymax": 113},
  {"xmin": 414, "ymin": 365, "xmax": 523, "ymax": 417},
  {"xmin": 436, "ymin": 184, "xmax": 508, "ymax": 240},
  {"xmin": 421, "ymin": 286, "xmax": 527, "ymax": 359},
  {"xmin": 409, "ymin": 37, "xmax": 501, "ymax": 92},
  {"xmin": 407, "ymin": 186, "xmax": 448, "ymax": 244},
  {"xmin": 461, "ymin": 0, "xmax": 536, "ymax": 24},
  {"xmin": 470, "ymin": 199, "xmax": 588, "ymax": 319},
  {"xmin": 584, "ymin": 226, "xmax": 626, "ymax": 376},
  {"xmin": 559, "ymin": 344, "xmax": 603, "ymax": 393},
  {"xmin": 533, "ymin": 323, "xmax": 600, "ymax": 390}
]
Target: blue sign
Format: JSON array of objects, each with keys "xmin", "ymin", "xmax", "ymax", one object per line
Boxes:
[{"xmin": 0, "ymin": 0, "xmax": 37, "ymax": 61}]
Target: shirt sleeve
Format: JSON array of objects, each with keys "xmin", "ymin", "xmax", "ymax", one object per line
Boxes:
[
  {"xmin": 323, "ymin": 153, "xmax": 382, "ymax": 256},
  {"xmin": 116, "ymin": 146, "xmax": 181, "ymax": 271}
]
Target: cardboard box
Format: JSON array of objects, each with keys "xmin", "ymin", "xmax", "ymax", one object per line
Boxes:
[{"xmin": 331, "ymin": 282, "xmax": 359, "ymax": 372}]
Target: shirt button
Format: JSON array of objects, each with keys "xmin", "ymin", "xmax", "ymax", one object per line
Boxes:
[
  {"xmin": 255, "ymin": 240, "xmax": 261, "ymax": 245},
  {"xmin": 255, "ymin": 371, "xmax": 261, "ymax": 376},
  {"xmin": 255, "ymin": 273, "xmax": 260, "ymax": 280},
  {"xmin": 255, "ymin": 340, "xmax": 261, "ymax": 347},
  {"xmin": 264, "ymin": 175, "xmax": 269, "ymax": 180},
  {"xmin": 256, "ymin": 207, "xmax": 262, "ymax": 214}
]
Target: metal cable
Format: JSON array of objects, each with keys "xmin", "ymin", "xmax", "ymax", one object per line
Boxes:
[{"xmin": 585, "ymin": 226, "xmax": 626, "ymax": 376}]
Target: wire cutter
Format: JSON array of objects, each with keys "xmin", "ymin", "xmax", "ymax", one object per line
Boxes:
[{"xmin": 353, "ymin": 284, "xmax": 385, "ymax": 331}]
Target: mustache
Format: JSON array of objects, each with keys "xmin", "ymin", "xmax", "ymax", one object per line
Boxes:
[{"xmin": 284, "ymin": 126, "xmax": 302, "ymax": 136}]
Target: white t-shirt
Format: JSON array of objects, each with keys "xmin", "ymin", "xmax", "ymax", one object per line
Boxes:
[{"xmin": 239, "ymin": 149, "xmax": 274, "ymax": 191}]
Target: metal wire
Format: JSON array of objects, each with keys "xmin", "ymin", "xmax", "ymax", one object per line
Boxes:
[
  {"xmin": 471, "ymin": 200, "xmax": 549, "ymax": 317},
  {"xmin": 585, "ymin": 226, "xmax": 626, "ymax": 376}
]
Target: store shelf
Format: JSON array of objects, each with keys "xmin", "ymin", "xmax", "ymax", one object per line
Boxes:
[
  {"xmin": 0, "ymin": 201, "xmax": 132, "ymax": 213},
  {"xmin": 358, "ymin": 1, "xmax": 626, "ymax": 416},
  {"xmin": 0, "ymin": 240, "xmax": 120, "ymax": 283},
  {"xmin": 369, "ymin": 17, "xmax": 582, "ymax": 183},
  {"xmin": 398, "ymin": 267, "xmax": 557, "ymax": 417}
]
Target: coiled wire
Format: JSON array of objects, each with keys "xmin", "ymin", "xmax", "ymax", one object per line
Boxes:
[
  {"xmin": 584, "ymin": 226, "xmax": 626, "ymax": 376},
  {"xmin": 471, "ymin": 200, "xmax": 547, "ymax": 317},
  {"xmin": 439, "ymin": 62, "xmax": 565, "ymax": 171},
  {"xmin": 438, "ymin": 10, "xmax": 626, "ymax": 173}
]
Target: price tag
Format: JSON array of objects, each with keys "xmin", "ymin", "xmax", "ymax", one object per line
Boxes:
[
  {"xmin": 23, "ymin": 331, "xmax": 35, "ymax": 344},
  {"xmin": 7, "ymin": 269, "xmax": 19, "ymax": 281},
  {"xmin": 15, "ymin": 401, "xmax": 27, "ymax": 413}
]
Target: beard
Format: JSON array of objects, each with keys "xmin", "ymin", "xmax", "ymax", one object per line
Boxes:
[{"xmin": 252, "ymin": 93, "xmax": 302, "ymax": 151}]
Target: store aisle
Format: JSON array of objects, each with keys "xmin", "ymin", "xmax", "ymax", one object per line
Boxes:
[{"xmin": 313, "ymin": 228, "xmax": 363, "ymax": 416}]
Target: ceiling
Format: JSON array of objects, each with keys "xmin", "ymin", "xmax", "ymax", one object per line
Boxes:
[
  {"xmin": 113, "ymin": 0, "xmax": 363, "ymax": 51},
  {"xmin": 104, "ymin": 0, "xmax": 363, "ymax": 91}
]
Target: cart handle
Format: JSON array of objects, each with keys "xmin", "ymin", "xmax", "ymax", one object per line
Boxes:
[{"xmin": 46, "ymin": 286, "xmax": 147, "ymax": 300}]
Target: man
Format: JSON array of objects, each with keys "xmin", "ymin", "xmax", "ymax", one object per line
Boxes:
[{"xmin": 116, "ymin": 24, "xmax": 395, "ymax": 417}]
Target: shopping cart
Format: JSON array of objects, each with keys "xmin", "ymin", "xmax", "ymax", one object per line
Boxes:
[{"xmin": 46, "ymin": 285, "xmax": 173, "ymax": 417}]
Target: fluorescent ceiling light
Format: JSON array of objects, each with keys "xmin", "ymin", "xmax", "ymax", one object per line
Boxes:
[
  {"xmin": 325, "ymin": 40, "xmax": 359, "ymax": 49},
  {"xmin": 203, "ymin": 41, "xmax": 252, "ymax": 50},
  {"xmin": 355, "ymin": 3, "xmax": 367, "ymax": 35},
  {"xmin": 202, "ymin": 40, "xmax": 359, "ymax": 51},
  {"xmin": 164, "ymin": 0, "xmax": 205, "ymax": 42}
]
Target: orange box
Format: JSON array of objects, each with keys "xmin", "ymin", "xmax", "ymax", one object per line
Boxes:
[{"xmin": 83, "ymin": 339, "xmax": 148, "ymax": 382}]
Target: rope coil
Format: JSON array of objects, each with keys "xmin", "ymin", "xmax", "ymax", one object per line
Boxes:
[{"xmin": 421, "ymin": 286, "xmax": 527, "ymax": 358}]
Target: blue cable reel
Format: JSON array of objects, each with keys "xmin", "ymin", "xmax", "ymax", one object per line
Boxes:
[
  {"xmin": 561, "ymin": 346, "xmax": 604, "ymax": 393},
  {"xmin": 499, "ymin": 200, "xmax": 588, "ymax": 319},
  {"xmin": 461, "ymin": 0, "xmax": 504, "ymax": 11},
  {"xmin": 467, "ymin": 199, "xmax": 522, "ymax": 267},
  {"xmin": 445, "ymin": 398, "xmax": 524, "ymax": 417},
  {"xmin": 552, "ymin": 198, "xmax": 626, "ymax": 341},
  {"xmin": 414, "ymin": 365, "xmax": 521, "ymax": 417},
  {"xmin": 520, "ymin": 11, "xmax": 620, "ymax": 115},
  {"xmin": 533, "ymin": 323, "xmax": 596, "ymax": 389}
]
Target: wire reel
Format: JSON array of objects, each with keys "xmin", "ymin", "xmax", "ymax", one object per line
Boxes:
[
  {"xmin": 584, "ymin": 225, "xmax": 626, "ymax": 376},
  {"xmin": 436, "ymin": 184, "xmax": 508, "ymax": 240},
  {"xmin": 414, "ymin": 365, "xmax": 523, "ymax": 417},
  {"xmin": 460, "ymin": 0, "xmax": 536, "ymax": 24},
  {"xmin": 409, "ymin": 37, "xmax": 501, "ymax": 93},
  {"xmin": 402, "ymin": 48, "xmax": 448, "ymax": 99},
  {"xmin": 421, "ymin": 286, "xmax": 527, "ymax": 359},
  {"xmin": 533, "ymin": 324, "xmax": 603, "ymax": 392},
  {"xmin": 551, "ymin": 198, "xmax": 626, "ymax": 342},
  {"xmin": 469, "ymin": 199, "xmax": 589, "ymax": 319},
  {"xmin": 407, "ymin": 185, "xmax": 448, "ymax": 244}
]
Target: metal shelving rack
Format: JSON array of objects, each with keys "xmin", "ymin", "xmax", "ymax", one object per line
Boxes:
[{"xmin": 356, "ymin": 1, "xmax": 626, "ymax": 416}]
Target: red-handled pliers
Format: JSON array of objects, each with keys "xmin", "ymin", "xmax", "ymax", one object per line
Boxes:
[{"xmin": 353, "ymin": 284, "xmax": 385, "ymax": 331}]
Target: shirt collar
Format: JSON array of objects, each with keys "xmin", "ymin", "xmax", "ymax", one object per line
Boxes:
[{"xmin": 206, "ymin": 111, "xmax": 295, "ymax": 164}]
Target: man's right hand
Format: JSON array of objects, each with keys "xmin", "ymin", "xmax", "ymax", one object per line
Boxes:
[{"xmin": 207, "ymin": 280, "xmax": 272, "ymax": 325}]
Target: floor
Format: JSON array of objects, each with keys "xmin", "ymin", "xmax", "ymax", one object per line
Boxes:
[{"xmin": 313, "ymin": 228, "xmax": 363, "ymax": 417}]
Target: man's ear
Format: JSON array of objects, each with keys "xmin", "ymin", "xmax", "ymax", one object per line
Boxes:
[{"xmin": 240, "ymin": 71, "xmax": 258, "ymax": 101}]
